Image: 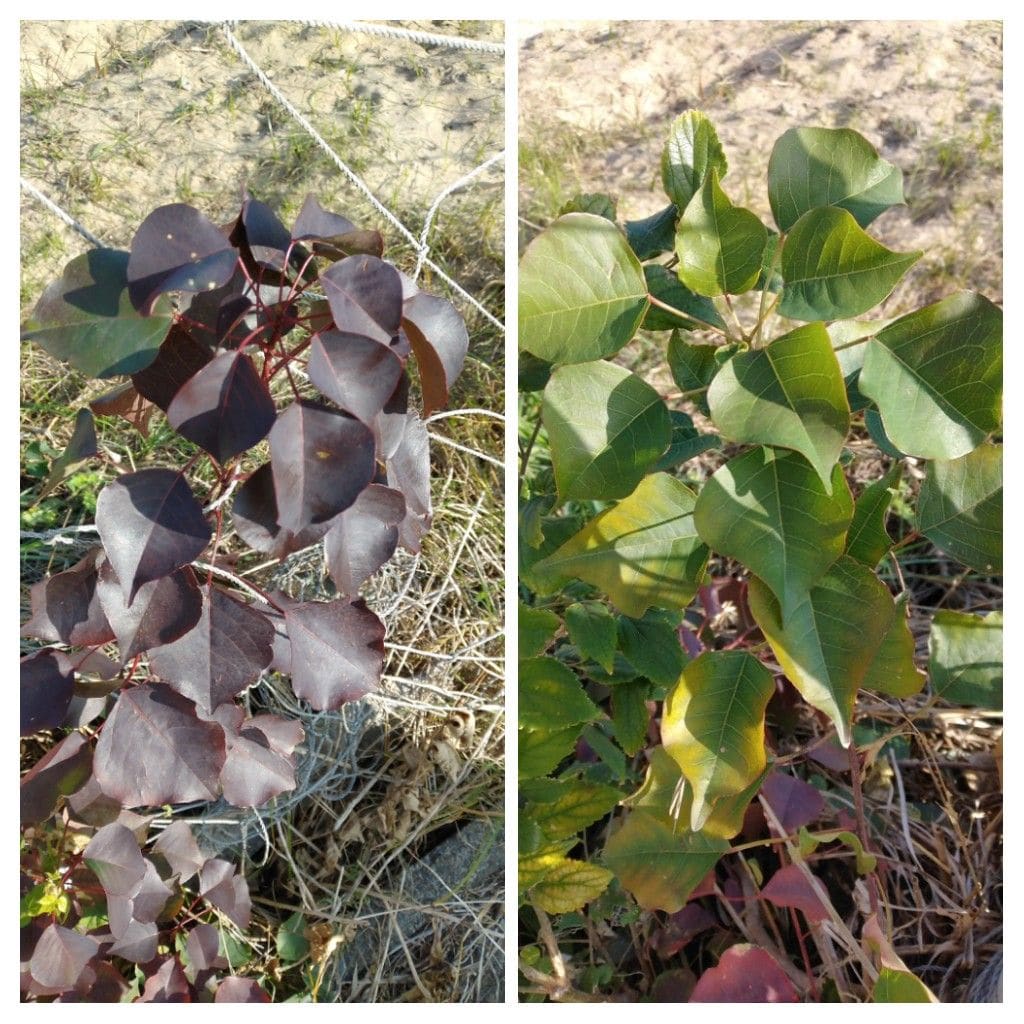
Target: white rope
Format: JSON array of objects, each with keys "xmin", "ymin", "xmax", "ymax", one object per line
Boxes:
[
  {"xmin": 20, "ymin": 178, "xmax": 105, "ymax": 247},
  {"xmin": 427, "ymin": 431, "xmax": 503, "ymax": 468},
  {"xmin": 425, "ymin": 408, "xmax": 505, "ymax": 424},
  {"xmin": 304, "ymin": 20, "xmax": 505, "ymax": 55},
  {"xmin": 220, "ymin": 22, "xmax": 504, "ymax": 333}
]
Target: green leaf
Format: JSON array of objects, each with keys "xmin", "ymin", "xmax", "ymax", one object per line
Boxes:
[
  {"xmin": 827, "ymin": 318, "xmax": 891, "ymax": 412},
  {"xmin": 846, "ymin": 465, "xmax": 901, "ymax": 567},
  {"xmin": 532, "ymin": 473, "xmax": 709, "ymax": 617},
  {"xmin": 748, "ymin": 556, "xmax": 896, "ymax": 746},
  {"xmin": 858, "ymin": 292, "xmax": 1002, "ymax": 460},
  {"xmin": 862, "ymin": 593, "xmax": 925, "ymax": 698},
  {"xmin": 757, "ymin": 230, "xmax": 784, "ymax": 293},
  {"xmin": 694, "ymin": 447, "xmax": 853, "ymax": 622},
  {"xmin": 542, "ymin": 360, "xmax": 670, "ymax": 503},
  {"xmin": 865, "ymin": 408, "xmax": 905, "ymax": 459},
  {"xmin": 617, "ymin": 611, "xmax": 687, "ymax": 687},
  {"xmin": 661, "ymin": 110, "xmax": 728, "ymax": 211},
  {"xmin": 778, "ymin": 207, "xmax": 921, "ymax": 321},
  {"xmin": 529, "ymin": 782, "xmax": 622, "ymax": 840},
  {"xmin": 652, "ymin": 411, "xmax": 721, "ymax": 472},
  {"xmin": 559, "ymin": 192, "xmax": 616, "ymax": 221},
  {"xmin": 667, "ymin": 332, "xmax": 719, "ymax": 394},
  {"xmin": 519, "ymin": 351, "xmax": 553, "ymax": 392},
  {"xmin": 929, "ymin": 610, "xmax": 1002, "ymax": 709},
  {"xmin": 37, "ymin": 408, "xmax": 99, "ymax": 500},
  {"xmin": 519, "ymin": 213, "xmax": 649, "ymax": 365},
  {"xmin": 564, "ymin": 601, "xmax": 617, "ymax": 673},
  {"xmin": 526, "ymin": 854, "xmax": 613, "ymax": 914},
  {"xmin": 624, "ymin": 204, "xmax": 677, "ymax": 260},
  {"xmin": 611, "ymin": 680, "xmax": 651, "ymax": 756},
  {"xmin": 519, "ymin": 510, "xmax": 584, "ymax": 595},
  {"xmin": 917, "ymin": 444, "xmax": 1002, "ymax": 573},
  {"xmin": 519, "ymin": 657, "xmax": 601, "ymax": 731},
  {"xmin": 707, "ymin": 322, "xmax": 850, "ymax": 489},
  {"xmin": 520, "ymin": 494, "xmax": 556, "ymax": 550},
  {"xmin": 276, "ymin": 911, "xmax": 310, "ymax": 963},
  {"xmin": 581, "ymin": 723, "xmax": 628, "ymax": 780},
  {"xmin": 872, "ymin": 968, "xmax": 935, "ymax": 1003},
  {"xmin": 642, "ymin": 264, "xmax": 725, "ymax": 331},
  {"xmin": 519, "ymin": 603, "xmax": 561, "ymax": 659},
  {"xmin": 22, "ymin": 250, "xmax": 174, "ymax": 378},
  {"xmin": 519, "ymin": 725, "xmax": 581, "ymax": 780},
  {"xmin": 661, "ymin": 651, "xmax": 775, "ymax": 831},
  {"xmin": 768, "ymin": 126, "xmax": 905, "ymax": 232},
  {"xmin": 798, "ymin": 827, "xmax": 877, "ymax": 874},
  {"xmin": 676, "ymin": 171, "xmax": 767, "ymax": 296}
]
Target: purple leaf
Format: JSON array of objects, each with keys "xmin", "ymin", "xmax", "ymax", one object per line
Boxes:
[
  {"xmin": 96, "ymin": 468, "xmax": 211, "ymax": 602},
  {"xmin": 230, "ymin": 197, "xmax": 298, "ymax": 276},
  {"xmin": 269, "ymin": 400, "xmax": 376, "ymax": 534},
  {"xmin": 57, "ymin": 648, "xmax": 121, "ymax": 682},
  {"xmin": 690, "ymin": 944, "xmax": 798, "ymax": 1002},
  {"xmin": 215, "ymin": 977, "xmax": 271, "ymax": 1003},
  {"xmin": 90, "ymin": 381, "xmax": 155, "ymax": 437},
  {"xmin": 20, "ymin": 732, "xmax": 92, "ymax": 824},
  {"xmin": 137, "ymin": 956, "xmax": 192, "ymax": 1002},
  {"xmin": 284, "ymin": 598, "xmax": 385, "ymax": 709},
  {"xmin": 760, "ymin": 863, "xmax": 831, "ymax": 924},
  {"xmin": 324, "ymin": 484, "xmax": 406, "ymax": 596},
  {"xmin": 153, "ymin": 820, "xmax": 207, "ymax": 883},
  {"xmin": 127, "ymin": 203, "xmax": 238, "ymax": 314},
  {"xmin": 21, "ymin": 548, "xmax": 114, "ymax": 647},
  {"xmin": 386, "ymin": 411, "xmax": 432, "ymax": 552},
  {"xmin": 96, "ymin": 561, "xmax": 203, "ymax": 663},
  {"xmin": 761, "ymin": 771, "xmax": 827, "ymax": 833},
  {"xmin": 401, "ymin": 292, "xmax": 469, "ymax": 416},
  {"xmin": 108, "ymin": 919, "xmax": 159, "ymax": 965},
  {"xmin": 321, "ymin": 254, "xmax": 403, "ymax": 344},
  {"xmin": 84, "ymin": 822, "xmax": 147, "ymax": 899},
  {"xmin": 199, "ymin": 858, "xmax": 251, "ymax": 929},
  {"xmin": 185, "ymin": 923, "xmax": 225, "ymax": 979},
  {"xmin": 291, "ymin": 193, "xmax": 383, "ymax": 258},
  {"xmin": 308, "ymin": 329, "xmax": 403, "ymax": 423},
  {"xmin": 131, "ymin": 325, "xmax": 213, "ymax": 411},
  {"xmin": 29, "ymin": 924, "xmax": 99, "ymax": 994},
  {"xmin": 149, "ymin": 585, "xmax": 274, "ymax": 712},
  {"xmin": 374, "ymin": 371, "xmax": 410, "ymax": 460},
  {"xmin": 230, "ymin": 462, "xmax": 332, "ymax": 559},
  {"xmin": 93, "ymin": 683, "xmax": 227, "ymax": 806},
  {"xmin": 20, "ymin": 650, "xmax": 75, "ymax": 736},
  {"xmin": 180, "ymin": 266, "xmax": 253, "ymax": 349}
]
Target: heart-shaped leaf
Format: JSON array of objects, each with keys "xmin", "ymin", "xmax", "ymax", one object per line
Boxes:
[
  {"xmin": 707, "ymin": 323, "xmax": 849, "ymax": 489},
  {"xmin": 127, "ymin": 203, "xmax": 238, "ymax": 313},
  {"xmin": 148, "ymin": 585, "xmax": 274, "ymax": 712},
  {"xmin": 542, "ymin": 360, "xmax": 670, "ymax": 502},
  {"xmin": 167, "ymin": 351, "xmax": 276, "ymax": 463},
  {"xmin": 84, "ymin": 822, "xmax": 147, "ymax": 899},
  {"xmin": 130, "ymin": 325, "xmax": 213, "ymax": 410},
  {"xmin": 861, "ymin": 593, "xmax": 925, "ymax": 698},
  {"xmin": 533, "ymin": 473, "xmax": 709, "ymax": 617},
  {"xmin": 917, "ymin": 444, "xmax": 1001, "ymax": 572},
  {"xmin": 760, "ymin": 771, "xmax": 825, "ymax": 834},
  {"xmin": 321, "ymin": 255, "xmax": 403, "ymax": 344},
  {"xmin": 283, "ymin": 598, "xmax": 385, "ymax": 709},
  {"xmin": 386, "ymin": 411, "xmax": 432, "ymax": 553},
  {"xmin": 21, "ymin": 548, "xmax": 113, "ymax": 647},
  {"xmin": 20, "ymin": 732, "xmax": 92, "ymax": 825},
  {"xmin": 216, "ymin": 978, "xmax": 271, "ymax": 1003},
  {"xmin": 643, "ymin": 265, "xmax": 726, "ymax": 332},
  {"xmin": 779, "ymin": 207, "xmax": 921, "ymax": 321},
  {"xmin": 199, "ymin": 859, "xmax": 251, "ymax": 929},
  {"xmin": 20, "ymin": 651, "xmax": 74, "ymax": 736},
  {"xmin": 661, "ymin": 110, "xmax": 728, "ymax": 211},
  {"xmin": 29, "ymin": 925, "xmax": 99, "ymax": 994},
  {"xmin": 845, "ymin": 464, "xmax": 901, "ymax": 567},
  {"xmin": 694, "ymin": 447, "xmax": 853, "ymax": 621},
  {"xmin": 96, "ymin": 468, "xmax": 211, "ymax": 602},
  {"xmin": 520, "ymin": 213, "xmax": 649, "ymax": 365},
  {"xmin": 662, "ymin": 651, "xmax": 775, "ymax": 830},
  {"xmin": 269, "ymin": 400, "xmax": 376, "ymax": 534},
  {"xmin": 690, "ymin": 944, "xmax": 799, "ymax": 1002},
  {"xmin": 676, "ymin": 171, "xmax": 767, "ymax": 296},
  {"xmin": 929, "ymin": 610, "xmax": 1002, "ymax": 709},
  {"xmin": 768, "ymin": 126, "xmax": 905, "ymax": 231},
  {"xmin": 291, "ymin": 194, "xmax": 383, "ymax": 259},
  {"xmin": 859, "ymin": 291, "xmax": 1002, "ymax": 460},
  {"xmin": 625, "ymin": 204, "xmax": 678, "ymax": 260},
  {"xmin": 401, "ymin": 292, "xmax": 469, "ymax": 416},
  {"xmin": 22, "ymin": 249, "xmax": 173, "ymax": 378},
  {"xmin": 323, "ymin": 484, "xmax": 406, "ymax": 596},
  {"xmin": 93, "ymin": 683, "xmax": 227, "ymax": 806},
  {"xmin": 90, "ymin": 381, "xmax": 154, "ymax": 436},
  {"xmin": 307, "ymin": 330, "xmax": 403, "ymax": 423},
  {"xmin": 152, "ymin": 821, "xmax": 207, "ymax": 883}
]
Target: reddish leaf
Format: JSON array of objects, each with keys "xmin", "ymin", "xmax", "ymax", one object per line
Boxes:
[
  {"xmin": 760, "ymin": 863, "xmax": 831, "ymax": 924},
  {"xmin": 137, "ymin": 956, "xmax": 192, "ymax": 1002},
  {"xmin": 93, "ymin": 683, "xmax": 227, "ymax": 806},
  {"xmin": 180, "ymin": 266, "xmax": 252, "ymax": 349},
  {"xmin": 283, "ymin": 598, "xmax": 385, "ymax": 709},
  {"xmin": 199, "ymin": 858, "xmax": 251, "ymax": 928},
  {"xmin": 127, "ymin": 203, "xmax": 237, "ymax": 314},
  {"xmin": 269, "ymin": 400, "xmax": 376, "ymax": 533},
  {"xmin": 21, "ymin": 548, "xmax": 114, "ymax": 647},
  {"xmin": 321, "ymin": 254, "xmax": 403, "ymax": 344},
  {"xmin": 761, "ymin": 771, "xmax": 827, "ymax": 833},
  {"xmin": 324, "ymin": 484, "xmax": 406, "ymax": 596},
  {"xmin": 185, "ymin": 923, "xmax": 224, "ymax": 978},
  {"xmin": 308, "ymin": 329, "xmax": 403, "ymax": 422},
  {"xmin": 66, "ymin": 960, "xmax": 128, "ymax": 1002},
  {"xmin": 386, "ymin": 411, "xmax": 432, "ymax": 552},
  {"xmin": 84, "ymin": 822, "xmax": 147, "ymax": 898},
  {"xmin": 148, "ymin": 585, "xmax": 274, "ymax": 712},
  {"xmin": 690, "ymin": 944, "xmax": 799, "ymax": 1002},
  {"xmin": 58, "ymin": 648, "xmax": 121, "ymax": 683},
  {"xmin": 652, "ymin": 903, "xmax": 719, "ymax": 958},
  {"xmin": 20, "ymin": 732, "xmax": 92, "ymax": 824},
  {"xmin": 153, "ymin": 820, "xmax": 207, "ymax": 883},
  {"xmin": 230, "ymin": 196, "xmax": 297, "ymax": 276},
  {"xmin": 96, "ymin": 561, "xmax": 203, "ymax": 662},
  {"xmin": 130, "ymin": 324, "xmax": 213, "ymax": 410},
  {"xmin": 402, "ymin": 292, "xmax": 469, "ymax": 416},
  {"xmin": 108, "ymin": 919, "xmax": 159, "ymax": 964},
  {"xmin": 651, "ymin": 968, "xmax": 698, "ymax": 1002},
  {"xmin": 20, "ymin": 650, "xmax": 74, "ymax": 736},
  {"xmin": 215, "ymin": 977, "xmax": 271, "ymax": 1003},
  {"xmin": 167, "ymin": 351, "xmax": 276, "ymax": 463},
  {"xmin": 231, "ymin": 462, "xmax": 332, "ymax": 559},
  {"xmin": 96, "ymin": 469, "xmax": 211, "ymax": 602},
  {"xmin": 89, "ymin": 381, "xmax": 154, "ymax": 437},
  {"xmin": 375, "ymin": 371, "xmax": 410, "ymax": 459},
  {"xmin": 292, "ymin": 194, "xmax": 383, "ymax": 258},
  {"xmin": 29, "ymin": 924, "xmax": 98, "ymax": 994}
]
